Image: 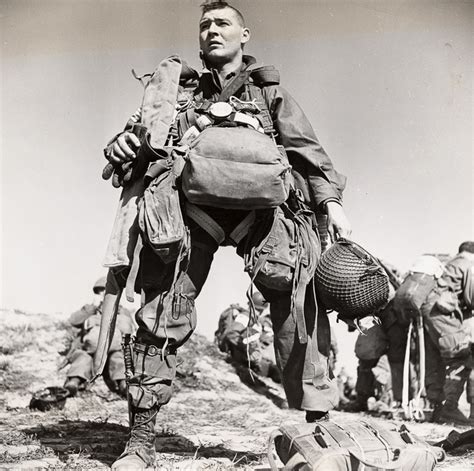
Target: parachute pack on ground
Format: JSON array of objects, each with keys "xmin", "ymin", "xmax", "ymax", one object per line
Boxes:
[{"xmin": 267, "ymin": 419, "xmax": 445, "ymax": 470}]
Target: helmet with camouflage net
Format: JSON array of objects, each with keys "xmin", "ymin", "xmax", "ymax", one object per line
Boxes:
[{"xmin": 93, "ymin": 276, "xmax": 107, "ymax": 294}]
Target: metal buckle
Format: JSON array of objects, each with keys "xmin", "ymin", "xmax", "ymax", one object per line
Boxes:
[
  {"xmin": 147, "ymin": 345, "xmax": 160, "ymax": 356},
  {"xmin": 208, "ymin": 101, "xmax": 233, "ymax": 119}
]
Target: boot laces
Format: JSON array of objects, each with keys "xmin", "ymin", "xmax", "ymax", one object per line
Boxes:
[{"xmin": 126, "ymin": 410, "xmax": 157, "ymax": 453}]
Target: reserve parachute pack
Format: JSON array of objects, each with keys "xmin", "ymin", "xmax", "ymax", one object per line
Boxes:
[
  {"xmin": 267, "ymin": 419, "xmax": 445, "ymax": 471},
  {"xmin": 182, "ymin": 126, "xmax": 291, "ymax": 209},
  {"xmin": 178, "ymin": 64, "xmax": 292, "ymax": 210},
  {"xmin": 392, "ymin": 255, "xmax": 445, "ymax": 325}
]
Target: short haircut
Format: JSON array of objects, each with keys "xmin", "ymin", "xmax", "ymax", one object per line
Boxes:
[
  {"xmin": 458, "ymin": 241, "xmax": 474, "ymax": 254},
  {"xmin": 200, "ymin": 1, "xmax": 245, "ymax": 27}
]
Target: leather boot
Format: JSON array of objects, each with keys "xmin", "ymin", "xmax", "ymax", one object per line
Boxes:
[
  {"xmin": 436, "ymin": 404, "xmax": 470, "ymax": 425},
  {"xmin": 430, "ymin": 402, "xmax": 443, "ymax": 423},
  {"xmin": 64, "ymin": 376, "xmax": 85, "ymax": 397},
  {"xmin": 112, "ymin": 407, "xmax": 158, "ymax": 470}
]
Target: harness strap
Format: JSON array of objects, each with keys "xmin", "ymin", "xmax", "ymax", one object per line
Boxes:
[
  {"xmin": 185, "ymin": 202, "xmax": 225, "ymax": 245},
  {"xmin": 228, "ymin": 211, "xmax": 255, "ymax": 245},
  {"xmin": 218, "ymin": 70, "xmax": 251, "ymax": 102},
  {"xmin": 246, "ymin": 83, "xmax": 275, "ymax": 135}
]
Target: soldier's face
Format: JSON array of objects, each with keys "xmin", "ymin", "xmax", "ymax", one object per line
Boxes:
[{"xmin": 199, "ymin": 7, "xmax": 250, "ymax": 67}]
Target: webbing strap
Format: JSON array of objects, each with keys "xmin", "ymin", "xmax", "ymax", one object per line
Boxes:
[
  {"xmin": 218, "ymin": 70, "xmax": 251, "ymax": 102},
  {"xmin": 316, "ymin": 423, "xmax": 356, "ymax": 450},
  {"xmin": 248, "ymin": 209, "xmax": 280, "ymax": 282},
  {"xmin": 185, "ymin": 202, "xmax": 225, "ymax": 245},
  {"xmin": 402, "ymin": 320, "xmax": 413, "ymax": 419},
  {"xmin": 361, "ymin": 421, "xmax": 393, "ymax": 462},
  {"xmin": 293, "ymin": 265, "xmax": 309, "ymax": 343},
  {"xmin": 228, "ymin": 211, "xmax": 255, "ymax": 245}
]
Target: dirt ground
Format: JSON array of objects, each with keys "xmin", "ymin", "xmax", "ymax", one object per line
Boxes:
[{"xmin": 1, "ymin": 309, "xmax": 473, "ymax": 470}]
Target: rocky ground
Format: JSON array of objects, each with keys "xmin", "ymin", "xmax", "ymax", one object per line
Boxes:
[{"xmin": 0, "ymin": 308, "xmax": 473, "ymax": 470}]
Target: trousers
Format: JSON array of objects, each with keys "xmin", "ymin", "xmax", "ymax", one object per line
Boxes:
[
  {"xmin": 67, "ymin": 349, "xmax": 125, "ymax": 384},
  {"xmin": 128, "ymin": 211, "xmax": 338, "ymax": 411},
  {"xmin": 422, "ymin": 300, "xmax": 473, "ymax": 405}
]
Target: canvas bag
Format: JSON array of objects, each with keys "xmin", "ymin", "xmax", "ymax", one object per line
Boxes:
[
  {"xmin": 267, "ymin": 420, "xmax": 445, "ymax": 471},
  {"xmin": 137, "ymin": 154, "xmax": 189, "ymax": 264},
  {"xmin": 354, "ymin": 322, "xmax": 389, "ymax": 361},
  {"xmin": 392, "ymin": 273, "xmax": 438, "ymax": 325},
  {"xmin": 243, "ymin": 198, "xmax": 320, "ymax": 343},
  {"xmin": 181, "ymin": 126, "xmax": 291, "ymax": 210}
]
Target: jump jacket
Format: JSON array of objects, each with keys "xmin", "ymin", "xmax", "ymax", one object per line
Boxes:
[{"xmin": 108, "ymin": 55, "xmax": 346, "ymax": 213}]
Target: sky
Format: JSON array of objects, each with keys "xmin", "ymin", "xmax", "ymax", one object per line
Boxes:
[{"xmin": 1, "ymin": 0, "xmax": 473, "ymax": 375}]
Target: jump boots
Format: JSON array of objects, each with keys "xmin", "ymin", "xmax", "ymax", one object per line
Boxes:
[{"xmin": 112, "ymin": 406, "xmax": 159, "ymax": 470}]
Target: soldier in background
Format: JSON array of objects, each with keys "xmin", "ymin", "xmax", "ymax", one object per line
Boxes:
[
  {"xmin": 215, "ymin": 291, "xmax": 280, "ymax": 382},
  {"xmin": 336, "ymin": 366, "xmax": 356, "ymax": 408},
  {"xmin": 63, "ymin": 277, "xmax": 134, "ymax": 397},
  {"xmin": 422, "ymin": 241, "xmax": 474, "ymax": 425},
  {"xmin": 343, "ymin": 261, "xmax": 408, "ymax": 412},
  {"xmin": 344, "ymin": 315, "xmax": 396, "ymax": 412}
]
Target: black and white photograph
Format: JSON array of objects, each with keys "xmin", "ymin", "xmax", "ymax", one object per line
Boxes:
[{"xmin": 1, "ymin": 0, "xmax": 473, "ymax": 469}]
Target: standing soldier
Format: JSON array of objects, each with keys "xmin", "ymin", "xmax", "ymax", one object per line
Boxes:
[
  {"xmin": 103, "ymin": 2, "xmax": 351, "ymax": 469},
  {"xmin": 422, "ymin": 241, "xmax": 474, "ymax": 424}
]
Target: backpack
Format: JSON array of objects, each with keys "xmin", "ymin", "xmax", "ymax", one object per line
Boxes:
[
  {"xmin": 354, "ymin": 322, "xmax": 389, "ymax": 361},
  {"xmin": 267, "ymin": 419, "xmax": 445, "ymax": 471},
  {"xmin": 393, "ymin": 271, "xmax": 440, "ymax": 326},
  {"xmin": 214, "ymin": 304, "xmax": 248, "ymax": 351}
]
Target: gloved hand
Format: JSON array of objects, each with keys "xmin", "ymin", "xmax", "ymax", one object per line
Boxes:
[{"xmin": 102, "ymin": 125, "xmax": 148, "ymax": 187}]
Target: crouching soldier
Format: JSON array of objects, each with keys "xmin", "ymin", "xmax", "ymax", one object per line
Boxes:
[
  {"xmin": 101, "ymin": 2, "xmax": 351, "ymax": 469},
  {"xmin": 215, "ymin": 292, "xmax": 280, "ymax": 382},
  {"xmin": 63, "ymin": 277, "xmax": 134, "ymax": 397}
]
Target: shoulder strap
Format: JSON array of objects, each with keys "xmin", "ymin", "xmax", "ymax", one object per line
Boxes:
[
  {"xmin": 248, "ymin": 65, "xmax": 279, "ymax": 134},
  {"xmin": 246, "ymin": 83, "xmax": 275, "ymax": 135},
  {"xmin": 218, "ymin": 70, "xmax": 251, "ymax": 102}
]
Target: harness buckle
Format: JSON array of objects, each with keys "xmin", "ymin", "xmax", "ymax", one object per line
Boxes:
[{"xmin": 208, "ymin": 102, "xmax": 233, "ymax": 119}]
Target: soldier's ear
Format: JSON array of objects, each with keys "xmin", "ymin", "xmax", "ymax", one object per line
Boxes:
[{"xmin": 241, "ymin": 27, "xmax": 250, "ymax": 46}]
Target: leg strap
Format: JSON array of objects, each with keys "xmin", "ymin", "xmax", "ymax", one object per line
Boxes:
[
  {"xmin": 185, "ymin": 201, "xmax": 255, "ymax": 246},
  {"xmin": 185, "ymin": 202, "xmax": 225, "ymax": 245}
]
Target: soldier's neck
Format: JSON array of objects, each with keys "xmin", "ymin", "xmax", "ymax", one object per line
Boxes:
[{"xmin": 213, "ymin": 55, "xmax": 244, "ymax": 83}]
